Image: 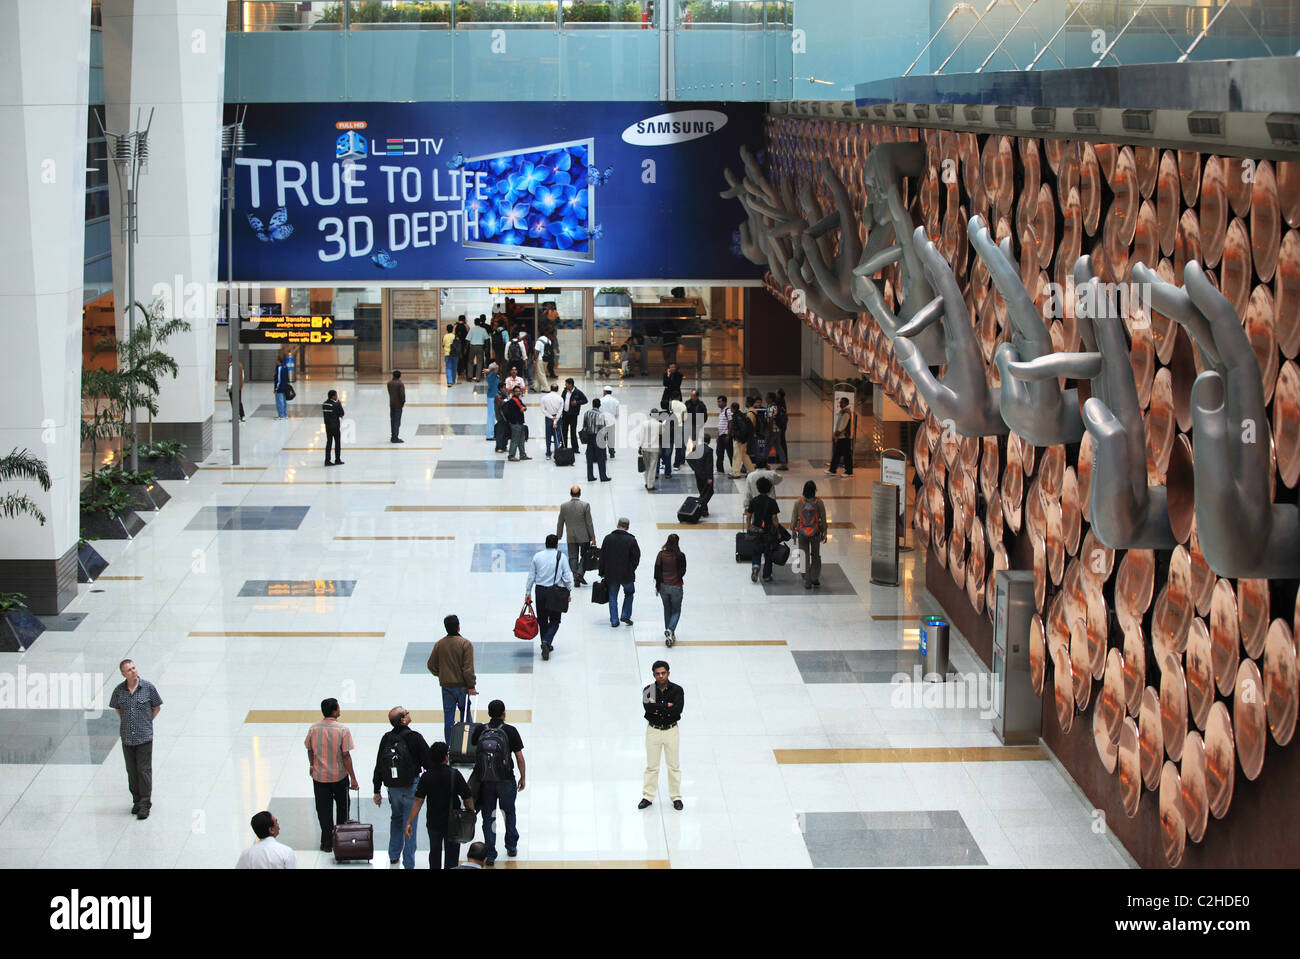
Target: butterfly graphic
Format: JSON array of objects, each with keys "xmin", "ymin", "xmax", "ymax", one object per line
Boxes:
[
  {"xmin": 585, "ymin": 223, "xmax": 603, "ymax": 241},
  {"xmin": 588, "ymin": 166, "xmax": 614, "ymax": 187},
  {"xmin": 247, "ymin": 207, "xmax": 293, "ymax": 242},
  {"xmin": 447, "ymin": 152, "xmax": 466, "ymax": 169},
  {"xmin": 371, "ymin": 250, "xmax": 399, "ymax": 270}
]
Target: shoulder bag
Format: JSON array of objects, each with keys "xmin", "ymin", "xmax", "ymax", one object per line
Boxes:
[
  {"xmin": 446, "ymin": 770, "xmax": 477, "ymax": 843},
  {"xmin": 538, "ymin": 551, "xmax": 571, "ymax": 613}
]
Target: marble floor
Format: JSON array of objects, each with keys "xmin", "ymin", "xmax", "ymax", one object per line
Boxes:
[{"xmin": 1, "ymin": 370, "xmax": 1134, "ymax": 869}]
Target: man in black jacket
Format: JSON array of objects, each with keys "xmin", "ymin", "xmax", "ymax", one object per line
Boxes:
[
  {"xmin": 371, "ymin": 706, "xmax": 432, "ymax": 869},
  {"xmin": 684, "ymin": 389, "xmax": 708, "ymax": 453},
  {"xmin": 687, "ymin": 434, "xmax": 715, "ymax": 516},
  {"xmin": 503, "ymin": 387, "xmax": 530, "ymax": 461},
  {"xmin": 561, "ymin": 378, "xmax": 588, "ymax": 450},
  {"xmin": 660, "ymin": 362, "xmax": 683, "ymax": 409},
  {"xmin": 321, "ymin": 390, "xmax": 344, "ymax": 466},
  {"xmin": 639, "ymin": 660, "xmax": 684, "ymax": 811},
  {"xmin": 598, "ymin": 518, "xmax": 640, "ymax": 628}
]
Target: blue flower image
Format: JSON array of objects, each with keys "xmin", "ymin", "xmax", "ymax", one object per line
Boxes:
[
  {"xmin": 462, "ymin": 139, "xmax": 596, "ymax": 259},
  {"xmin": 372, "ymin": 250, "xmax": 399, "ymax": 269}
]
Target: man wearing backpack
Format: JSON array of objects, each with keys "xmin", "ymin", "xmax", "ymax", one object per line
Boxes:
[
  {"xmin": 728, "ymin": 401, "xmax": 754, "ymax": 477},
  {"xmin": 533, "ymin": 331, "xmax": 552, "ymax": 392},
  {"xmin": 790, "ymin": 480, "xmax": 829, "ymax": 589},
  {"xmin": 470, "ymin": 699, "xmax": 526, "ymax": 865},
  {"xmin": 372, "ymin": 706, "xmax": 433, "ymax": 869},
  {"xmin": 506, "ymin": 334, "xmax": 528, "ymax": 384}
]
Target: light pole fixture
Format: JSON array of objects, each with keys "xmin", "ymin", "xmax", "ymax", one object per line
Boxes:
[
  {"xmin": 221, "ymin": 108, "xmax": 252, "ymax": 466},
  {"xmin": 101, "ymin": 107, "xmax": 155, "ymax": 473}
]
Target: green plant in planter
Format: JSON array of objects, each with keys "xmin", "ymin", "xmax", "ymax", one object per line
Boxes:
[
  {"xmin": 136, "ymin": 439, "xmax": 187, "ymax": 461},
  {"xmin": 80, "ymin": 481, "xmax": 135, "ymax": 520},
  {"xmin": 0, "ymin": 448, "xmax": 52, "ymax": 525},
  {"xmin": 94, "ymin": 463, "xmax": 157, "ymax": 488},
  {"xmin": 0, "ymin": 592, "xmax": 29, "ymax": 615},
  {"xmin": 121, "ymin": 299, "xmax": 191, "ymax": 447}
]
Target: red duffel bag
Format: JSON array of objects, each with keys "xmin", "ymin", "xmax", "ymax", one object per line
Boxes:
[{"xmin": 513, "ymin": 597, "xmax": 539, "ymax": 639}]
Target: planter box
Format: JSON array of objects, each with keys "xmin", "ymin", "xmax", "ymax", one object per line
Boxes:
[
  {"xmin": 81, "ymin": 509, "xmax": 146, "ymax": 541},
  {"xmin": 77, "ymin": 543, "xmax": 109, "ymax": 583},
  {"xmin": 595, "ymin": 293, "xmax": 631, "ymax": 307},
  {"xmin": 123, "ymin": 481, "xmax": 171, "ymax": 512},
  {"xmin": 139, "ymin": 454, "xmax": 198, "ymax": 481},
  {"xmin": 0, "ymin": 608, "xmax": 45, "ymax": 652}
]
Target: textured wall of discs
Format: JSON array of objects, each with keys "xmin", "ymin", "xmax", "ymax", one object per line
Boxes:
[{"xmin": 761, "ymin": 114, "xmax": 1300, "ymax": 867}]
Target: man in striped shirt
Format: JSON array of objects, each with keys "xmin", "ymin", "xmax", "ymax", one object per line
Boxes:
[
  {"xmin": 715, "ymin": 395, "xmax": 733, "ymax": 475},
  {"xmin": 305, "ymin": 698, "xmax": 360, "ymax": 852}
]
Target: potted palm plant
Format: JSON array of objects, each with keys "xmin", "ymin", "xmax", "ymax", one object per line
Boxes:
[
  {"xmin": 80, "ymin": 343, "xmax": 146, "ymax": 540},
  {"xmin": 0, "ymin": 447, "xmax": 51, "ymax": 649},
  {"xmin": 126, "ymin": 299, "xmax": 197, "ymax": 481}
]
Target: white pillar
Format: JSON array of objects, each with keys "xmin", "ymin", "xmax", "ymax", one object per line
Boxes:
[
  {"xmin": 102, "ymin": 0, "xmax": 227, "ymax": 459},
  {"xmin": 0, "ymin": 0, "xmax": 92, "ymax": 613}
]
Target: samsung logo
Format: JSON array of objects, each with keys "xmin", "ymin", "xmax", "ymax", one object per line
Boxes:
[{"xmin": 622, "ymin": 110, "xmax": 728, "ymax": 146}]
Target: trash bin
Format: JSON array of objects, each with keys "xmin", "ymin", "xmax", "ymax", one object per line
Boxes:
[{"xmin": 921, "ymin": 617, "xmax": 949, "ymax": 681}]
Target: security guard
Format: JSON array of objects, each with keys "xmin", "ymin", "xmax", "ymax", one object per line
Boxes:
[{"xmin": 322, "ymin": 390, "xmax": 345, "ymax": 467}]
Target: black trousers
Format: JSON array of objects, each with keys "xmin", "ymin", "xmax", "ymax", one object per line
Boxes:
[
  {"xmin": 694, "ymin": 471, "xmax": 714, "ymax": 507},
  {"xmin": 390, "ymin": 406, "xmax": 403, "ymax": 441},
  {"xmin": 427, "ymin": 830, "xmax": 461, "ymax": 869},
  {"xmin": 313, "ymin": 777, "xmax": 350, "ymax": 846},
  {"xmin": 325, "ymin": 424, "xmax": 341, "ymax": 463},
  {"xmin": 562, "ymin": 411, "xmax": 580, "ymax": 449},
  {"xmin": 122, "ymin": 741, "xmax": 153, "ymax": 808},
  {"xmin": 829, "ymin": 437, "xmax": 854, "ymax": 475},
  {"xmin": 716, "ymin": 434, "xmax": 732, "ymax": 473},
  {"xmin": 586, "ymin": 444, "xmax": 608, "ymax": 481}
]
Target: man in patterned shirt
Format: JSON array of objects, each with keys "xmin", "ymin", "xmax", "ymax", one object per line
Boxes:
[
  {"xmin": 109, "ymin": 659, "xmax": 163, "ymax": 820},
  {"xmin": 305, "ymin": 698, "xmax": 360, "ymax": 852}
]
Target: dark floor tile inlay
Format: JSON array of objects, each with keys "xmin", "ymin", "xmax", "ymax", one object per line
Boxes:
[
  {"xmin": 402, "ymin": 641, "xmax": 533, "ymax": 675},
  {"xmin": 0, "ymin": 709, "xmax": 120, "ymax": 765},
  {"xmin": 186, "ymin": 506, "xmax": 310, "ymax": 531},
  {"xmin": 238, "ymin": 580, "xmax": 357, "ymax": 597},
  {"xmin": 800, "ymin": 810, "xmax": 986, "ymax": 867}
]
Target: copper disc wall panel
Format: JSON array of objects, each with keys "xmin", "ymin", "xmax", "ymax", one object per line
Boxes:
[
  {"xmin": 1263, "ymin": 619, "xmax": 1298, "ymax": 746},
  {"xmin": 1062, "ymin": 557, "xmax": 1085, "ymax": 636},
  {"xmin": 1132, "ymin": 200, "xmax": 1159, "ymax": 283},
  {"xmin": 1045, "ymin": 136, "xmax": 1067, "ymax": 175},
  {"xmin": 1077, "ymin": 430, "xmax": 1093, "ymax": 523},
  {"xmin": 1053, "ymin": 644, "xmax": 1074, "ymax": 732},
  {"xmin": 992, "ymin": 135, "xmax": 1015, "ymax": 220},
  {"xmin": 1199, "ymin": 155, "xmax": 1229, "ymax": 267},
  {"xmin": 1180, "ymin": 731, "xmax": 1209, "ymax": 843},
  {"xmin": 1116, "ymin": 548, "xmax": 1156, "ymax": 634},
  {"xmin": 1189, "ymin": 522, "xmax": 1215, "ymax": 618},
  {"xmin": 1278, "ymin": 160, "xmax": 1300, "ymax": 227},
  {"xmin": 1146, "ymin": 369, "xmax": 1176, "ymax": 480},
  {"xmin": 967, "ymin": 520, "xmax": 987, "ymax": 614},
  {"xmin": 1100, "ymin": 648, "xmax": 1126, "ymax": 745},
  {"xmin": 1166, "ymin": 433, "xmax": 1195, "ymax": 545},
  {"xmin": 1224, "ymin": 156, "xmax": 1253, "ymax": 218},
  {"xmin": 1140, "ymin": 687, "xmax": 1165, "ymax": 790},
  {"xmin": 1094, "ymin": 698, "xmax": 1119, "ymax": 774},
  {"xmin": 1178, "ymin": 150, "xmax": 1201, "ymax": 207},
  {"xmin": 1123, "ymin": 620, "xmax": 1147, "ymax": 716},
  {"xmin": 1033, "ymin": 531, "xmax": 1047, "ymax": 612},
  {"xmin": 1210, "ymin": 579, "xmax": 1241, "ymax": 697},
  {"xmin": 1160, "ymin": 652, "xmax": 1189, "ymax": 763},
  {"xmin": 1159, "ymin": 761, "xmax": 1186, "ymax": 866},
  {"xmin": 1245, "ymin": 285, "xmax": 1279, "ymax": 403},
  {"xmin": 1061, "ymin": 467, "xmax": 1081, "ymax": 555},
  {"xmin": 979, "ymin": 436, "xmax": 999, "ymax": 501},
  {"xmin": 1026, "ymin": 474, "xmax": 1045, "ymax": 543},
  {"xmin": 1057, "ymin": 187, "xmax": 1084, "ymax": 290},
  {"xmin": 1118, "ymin": 716, "xmax": 1142, "ymax": 817},
  {"xmin": 1169, "ymin": 325, "xmax": 1196, "ymax": 427},
  {"xmin": 1081, "ymin": 143, "xmax": 1103, "ymax": 236},
  {"xmin": 1086, "ymin": 582, "xmax": 1108, "ymax": 681},
  {"xmin": 1070, "ymin": 616, "xmax": 1093, "ymax": 710},
  {"xmin": 1131, "ymin": 324, "xmax": 1157, "ymax": 411},
  {"xmin": 1151, "ymin": 258, "xmax": 1178, "ymax": 363},
  {"xmin": 1080, "ymin": 529, "xmax": 1114, "ymax": 589},
  {"xmin": 1218, "ymin": 217, "xmax": 1253, "ymax": 321},
  {"xmin": 1001, "ymin": 457, "xmax": 1024, "ymax": 534},
  {"xmin": 961, "ymin": 132, "xmax": 984, "ymax": 213},
  {"xmin": 1030, "ymin": 612, "xmax": 1046, "ymax": 695},
  {"xmin": 1185, "ymin": 618, "xmax": 1214, "ymax": 731},
  {"xmin": 1174, "ymin": 209, "xmax": 1201, "ymax": 286},
  {"xmin": 1157, "ymin": 151, "xmax": 1180, "ymax": 256},
  {"xmin": 986, "ymin": 488, "xmax": 1003, "ymax": 546},
  {"xmin": 1251, "ymin": 159, "xmax": 1281, "ymax": 281},
  {"xmin": 1135, "ymin": 145, "xmax": 1159, "ymax": 198},
  {"xmin": 1238, "ymin": 577, "xmax": 1269, "ymax": 659},
  {"xmin": 1276, "ymin": 231, "xmax": 1300, "ymax": 358},
  {"xmin": 1204, "ymin": 701, "xmax": 1235, "ymax": 820},
  {"xmin": 1234, "ymin": 659, "xmax": 1266, "ymax": 780},
  {"xmin": 1034, "ymin": 184, "xmax": 1056, "ymax": 267},
  {"xmin": 1275, "ymin": 361, "xmax": 1300, "ymax": 486},
  {"xmin": 1046, "ymin": 498, "xmax": 1065, "ymax": 585}
]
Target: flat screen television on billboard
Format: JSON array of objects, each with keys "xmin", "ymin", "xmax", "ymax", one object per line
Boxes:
[{"xmin": 461, "ymin": 138, "xmax": 596, "ymax": 275}]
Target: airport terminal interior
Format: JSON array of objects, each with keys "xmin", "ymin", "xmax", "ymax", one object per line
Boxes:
[{"xmin": 4, "ymin": 0, "xmax": 1300, "ymax": 873}]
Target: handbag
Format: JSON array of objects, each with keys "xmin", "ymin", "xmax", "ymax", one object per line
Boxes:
[
  {"xmin": 446, "ymin": 771, "xmax": 476, "ymax": 843},
  {"xmin": 538, "ymin": 552, "xmax": 571, "ymax": 613},
  {"xmin": 591, "ymin": 579, "xmax": 610, "ymax": 604},
  {"xmin": 285, "ymin": 384, "xmax": 296, "ymax": 401},
  {"xmin": 513, "ymin": 598, "xmax": 539, "ymax": 639}
]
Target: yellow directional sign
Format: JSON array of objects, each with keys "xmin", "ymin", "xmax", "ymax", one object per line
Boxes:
[{"xmin": 240, "ymin": 315, "xmax": 336, "ymax": 345}]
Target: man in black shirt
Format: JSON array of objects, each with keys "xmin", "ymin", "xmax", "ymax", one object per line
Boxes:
[
  {"xmin": 687, "ymin": 434, "xmax": 715, "ymax": 516},
  {"xmin": 660, "ymin": 363, "xmax": 683, "ymax": 409},
  {"xmin": 406, "ymin": 742, "xmax": 475, "ymax": 870},
  {"xmin": 639, "ymin": 661, "xmax": 684, "ymax": 811},
  {"xmin": 469, "ymin": 699, "xmax": 527, "ymax": 866},
  {"xmin": 371, "ymin": 706, "xmax": 432, "ymax": 869},
  {"xmin": 747, "ymin": 476, "xmax": 781, "ymax": 583},
  {"xmin": 321, "ymin": 390, "xmax": 344, "ymax": 466},
  {"xmin": 561, "ymin": 378, "xmax": 588, "ymax": 451},
  {"xmin": 503, "ymin": 387, "xmax": 529, "ymax": 461}
]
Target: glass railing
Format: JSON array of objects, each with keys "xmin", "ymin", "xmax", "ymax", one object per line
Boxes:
[
  {"xmin": 225, "ymin": 1, "xmax": 655, "ymax": 30},
  {"xmin": 673, "ymin": 1, "xmax": 793, "ymax": 100}
]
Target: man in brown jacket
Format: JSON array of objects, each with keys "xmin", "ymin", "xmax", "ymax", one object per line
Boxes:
[
  {"xmin": 427, "ymin": 614, "xmax": 477, "ymax": 746},
  {"xmin": 388, "ymin": 370, "xmax": 407, "ymax": 443}
]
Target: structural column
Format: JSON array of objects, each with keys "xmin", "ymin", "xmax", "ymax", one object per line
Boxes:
[
  {"xmin": 0, "ymin": 0, "xmax": 93, "ymax": 613},
  {"xmin": 102, "ymin": 0, "xmax": 227, "ymax": 460}
]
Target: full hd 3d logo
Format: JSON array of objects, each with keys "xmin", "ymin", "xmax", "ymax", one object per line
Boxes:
[
  {"xmin": 49, "ymin": 890, "xmax": 152, "ymax": 939},
  {"xmin": 336, "ymin": 130, "xmax": 368, "ymax": 160},
  {"xmin": 622, "ymin": 109, "xmax": 729, "ymax": 146}
]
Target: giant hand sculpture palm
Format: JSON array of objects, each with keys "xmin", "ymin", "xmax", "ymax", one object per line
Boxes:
[
  {"xmin": 1007, "ymin": 256, "xmax": 1177, "ymax": 550},
  {"xmin": 850, "ymin": 143, "xmax": 945, "ymax": 365},
  {"xmin": 798, "ymin": 158, "xmax": 861, "ymax": 315},
  {"xmin": 969, "ymin": 215, "xmax": 1086, "ymax": 447},
  {"xmin": 1133, "ymin": 260, "xmax": 1300, "ymax": 577},
  {"xmin": 894, "ymin": 226, "xmax": 1007, "ymax": 437}
]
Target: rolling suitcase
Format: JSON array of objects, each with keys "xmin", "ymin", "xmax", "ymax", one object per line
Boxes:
[
  {"xmin": 333, "ymin": 788, "xmax": 374, "ymax": 863},
  {"xmin": 448, "ymin": 699, "xmax": 480, "ymax": 766},
  {"xmin": 678, "ymin": 496, "xmax": 705, "ymax": 524},
  {"xmin": 554, "ymin": 446, "xmax": 576, "ymax": 467},
  {"xmin": 735, "ymin": 531, "xmax": 756, "ymax": 563}
]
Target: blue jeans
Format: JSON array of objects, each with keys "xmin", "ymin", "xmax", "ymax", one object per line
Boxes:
[
  {"xmin": 658, "ymin": 449, "xmax": 673, "ymax": 477},
  {"xmin": 426, "ymin": 830, "xmax": 461, "ymax": 869},
  {"xmin": 445, "ymin": 356, "xmax": 457, "ymax": 385},
  {"xmin": 609, "ymin": 581, "xmax": 634, "ymax": 626},
  {"xmin": 480, "ymin": 779, "xmax": 519, "ymax": 859},
  {"xmin": 752, "ymin": 544, "xmax": 774, "ymax": 579},
  {"xmin": 386, "ymin": 783, "xmax": 418, "ymax": 868},
  {"xmin": 538, "ymin": 605, "xmax": 562, "ymax": 647},
  {"xmin": 545, "ymin": 419, "xmax": 563, "ymax": 456},
  {"xmin": 659, "ymin": 584, "xmax": 683, "ymax": 632},
  {"xmin": 487, "ymin": 398, "xmax": 496, "ymax": 437},
  {"xmin": 275, "ymin": 392, "xmax": 287, "ymax": 418},
  {"xmin": 441, "ymin": 686, "xmax": 469, "ymax": 747}
]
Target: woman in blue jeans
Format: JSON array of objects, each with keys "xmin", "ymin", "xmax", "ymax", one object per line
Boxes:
[{"xmin": 653, "ymin": 534, "xmax": 686, "ymax": 648}]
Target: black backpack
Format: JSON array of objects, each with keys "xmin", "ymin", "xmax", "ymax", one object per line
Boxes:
[
  {"xmin": 752, "ymin": 408, "xmax": 769, "ymax": 438},
  {"xmin": 507, "ymin": 340, "xmax": 525, "ymax": 365},
  {"xmin": 474, "ymin": 724, "xmax": 512, "ymax": 783},
  {"xmin": 543, "ymin": 339, "xmax": 555, "ymax": 364},
  {"xmin": 774, "ymin": 405, "xmax": 788, "ymax": 432},
  {"xmin": 732, "ymin": 411, "xmax": 753, "ymax": 443},
  {"xmin": 380, "ymin": 728, "xmax": 417, "ymax": 787}
]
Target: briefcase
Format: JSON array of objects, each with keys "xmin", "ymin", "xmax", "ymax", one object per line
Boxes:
[
  {"xmin": 333, "ymin": 788, "xmax": 374, "ymax": 863},
  {"xmin": 581, "ymin": 543, "xmax": 601, "ymax": 571},
  {"xmin": 449, "ymin": 699, "xmax": 480, "ymax": 767},
  {"xmin": 591, "ymin": 579, "xmax": 610, "ymax": 604}
]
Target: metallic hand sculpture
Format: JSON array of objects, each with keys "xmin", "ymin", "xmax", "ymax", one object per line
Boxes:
[
  {"xmin": 721, "ymin": 145, "xmax": 804, "ymax": 292},
  {"xmin": 895, "ymin": 226, "xmax": 1007, "ymax": 437},
  {"xmin": 799, "ymin": 159, "xmax": 861, "ymax": 315},
  {"xmin": 969, "ymin": 216, "xmax": 1086, "ymax": 447},
  {"xmin": 1008, "ymin": 256, "xmax": 1176, "ymax": 550},
  {"xmin": 1134, "ymin": 260, "xmax": 1300, "ymax": 577},
  {"xmin": 850, "ymin": 143, "xmax": 945, "ymax": 365}
]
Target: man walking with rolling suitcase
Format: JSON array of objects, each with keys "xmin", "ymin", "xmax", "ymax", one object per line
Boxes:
[
  {"xmin": 426, "ymin": 615, "xmax": 478, "ymax": 747},
  {"xmin": 372, "ymin": 706, "xmax": 433, "ymax": 869},
  {"xmin": 305, "ymin": 698, "xmax": 360, "ymax": 852},
  {"xmin": 470, "ymin": 699, "xmax": 526, "ymax": 866},
  {"xmin": 638, "ymin": 661, "xmax": 684, "ymax": 811}
]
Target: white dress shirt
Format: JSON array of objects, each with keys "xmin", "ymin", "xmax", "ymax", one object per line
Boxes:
[
  {"xmin": 539, "ymin": 390, "xmax": 564, "ymax": 422},
  {"xmin": 235, "ymin": 835, "xmax": 297, "ymax": 869},
  {"xmin": 600, "ymin": 393, "xmax": 620, "ymax": 426}
]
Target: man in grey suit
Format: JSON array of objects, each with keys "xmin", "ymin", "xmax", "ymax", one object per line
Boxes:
[{"xmin": 556, "ymin": 485, "xmax": 597, "ymax": 587}]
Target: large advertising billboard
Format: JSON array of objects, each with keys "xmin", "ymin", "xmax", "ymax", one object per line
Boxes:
[{"xmin": 219, "ymin": 101, "xmax": 764, "ymax": 283}]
